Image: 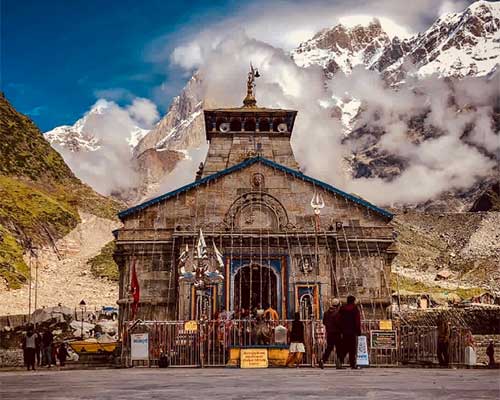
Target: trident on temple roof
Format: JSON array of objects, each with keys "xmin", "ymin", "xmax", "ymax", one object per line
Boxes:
[{"xmin": 243, "ymin": 63, "xmax": 260, "ymax": 108}]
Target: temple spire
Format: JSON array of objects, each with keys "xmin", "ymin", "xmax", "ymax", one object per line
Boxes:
[{"xmin": 243, "ymin": 63, "xmax": 260, "ymax": 108}]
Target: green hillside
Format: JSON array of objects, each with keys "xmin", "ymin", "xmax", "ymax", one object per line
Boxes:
[{"xmin": 0, "ymin": 93, "xmax": 119, "ymax": 288}]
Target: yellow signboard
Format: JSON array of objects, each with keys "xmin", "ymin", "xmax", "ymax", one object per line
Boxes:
[
  {"xmin": 184, "ymin": 320, "xmax": 198, "ymax": 332},
  {"xmin": 240, "ymin": 348, "xmax": 268, "ymax": 368},
  {"xmin": 379, "ymin": 320, "xmax": 393, "ymax": 330}
]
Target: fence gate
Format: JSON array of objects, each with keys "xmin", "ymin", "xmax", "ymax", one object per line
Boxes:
[{"xmin": 399, "ymin": 325, "xmax": 467, "ymax": 365}]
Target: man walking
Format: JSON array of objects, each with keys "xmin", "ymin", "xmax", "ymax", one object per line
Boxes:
[
  {"xmin": 319, "ymin": 299, "xmax": 342, "ymax": 369},
  {"xmin": 340, "ymin": 295, "xmax": 361, "ymax": 369}
]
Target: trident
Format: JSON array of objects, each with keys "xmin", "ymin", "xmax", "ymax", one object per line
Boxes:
[
  {"xmin": 310, "ymin": 192, "xmax": 325, "ymax": 216},
  {"xmin": 311, "ymin": 192, "xmax": 324, "ymax": 232},
  {"xmin": 310, "ymin": 192, "xmax": 325, "ymax": 265}
]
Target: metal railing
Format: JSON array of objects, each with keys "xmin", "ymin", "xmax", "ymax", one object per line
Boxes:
[
  {"xmin": 399, "ymin": 325, "xmax": 467, "ymax": 365},
  {"xmin": 122, "ymin": 319, "xmax": 468, "ymax": 368}
]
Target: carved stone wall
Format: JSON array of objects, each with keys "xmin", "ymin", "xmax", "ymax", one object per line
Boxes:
[{"xmin": 116, "ymin": 161, "xmax": 395, "ymax": 321}]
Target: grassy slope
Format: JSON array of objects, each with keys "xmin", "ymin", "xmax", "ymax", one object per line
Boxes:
[
  {"xmin": 392, "ymin": 273, "xmax": 483, "ymax": 300},
  {"xmin": 0, "ymin": 93, "xmax": 120, "ymax": 288},
  {"xmin": 87, "ymin": 241, "xmax": 118, "ymax": 281}
]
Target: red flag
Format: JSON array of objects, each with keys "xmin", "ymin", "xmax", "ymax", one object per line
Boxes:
[{"xmin": 130, "ymin": 261, "xmax": 140, "ymax": 320}]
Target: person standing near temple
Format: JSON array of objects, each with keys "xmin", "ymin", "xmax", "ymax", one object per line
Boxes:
[
  {"xmin": 42, "ymin": 327, "xmax": 54, "ymax": 368},
  {"xmin": 437, "ymin": 316, "xmax": 451, "ymax": 367},
  {"xmin": 34, "ymin": 324, "xmax": 42, "ymax": 367},
  {"xmin": 486, "ymin": 340, "xmax": 495, "ymax": 368},
  {"xmin": 286, "ymin": 312, "xmax": 305, "ymax": 368},
  {"xmin": 319, "ymin": 298, "xmax": 342, "ymax": 369},
  {"xmin": 57, "ymin": 342, "xmax": 69, "ymax": 367},
  {"xmin": 22, "ymin": 324, "xmax": 37, "ymax": 371},
  {"xmin": 339, "ymin": 295, "xmax": 361, "ymax": 369}
]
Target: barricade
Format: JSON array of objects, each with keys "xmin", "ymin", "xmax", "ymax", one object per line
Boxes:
[{"xmin": 122, "ymin": 319, "xmax": 468, "ymax": 367}]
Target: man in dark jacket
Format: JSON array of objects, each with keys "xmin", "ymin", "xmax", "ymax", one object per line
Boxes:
[
  {"xmin": 339, "ymin": 295, "xmax": 361, "ymax": 369},
  {"xmin": 42, "ymin": 328, "xmax": 54, "ymax": 368},
  {"xmin": 319, "ymin": 299, "xmax": 342, "ymax": 369}
]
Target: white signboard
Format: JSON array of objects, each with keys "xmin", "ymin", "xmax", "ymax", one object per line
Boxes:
[
  {"xmin": 131, "ymin": 333, "xmax": 149, "ymax": 361},
  {"xmin": 356, "ymin": 335, "xmax": 370, "ymax": 366}
]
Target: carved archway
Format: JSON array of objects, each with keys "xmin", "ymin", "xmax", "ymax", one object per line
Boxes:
[{"xmin": 224, "ymin": 192, "xmax": 289, "ymax": 230}]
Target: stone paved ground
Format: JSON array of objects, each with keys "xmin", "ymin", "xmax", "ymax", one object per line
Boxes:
[{"xmin": 0, "ymin": 368, "xmax": 499, "ymax": 400}]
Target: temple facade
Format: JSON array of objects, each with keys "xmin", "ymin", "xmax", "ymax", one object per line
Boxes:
[{"xmin": 114, "ymin": 68, "xmax": 396, "ymax": 326}]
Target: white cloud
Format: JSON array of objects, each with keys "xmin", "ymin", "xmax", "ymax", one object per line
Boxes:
[
  {"xmin": 126, "ymin": 98, "xmax": 159, "ymax": 128},
  {"xmin": 51, "ymin": 98, "xmax": 159, "ymax": 197},
  {"xmin": 171, "ymin": 42, "xmax": 204, "ymax": 70}
]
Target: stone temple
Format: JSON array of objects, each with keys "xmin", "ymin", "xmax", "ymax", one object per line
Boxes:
[{"xmin": 114, "ymin": 68, "xmax": 396, "ymax": 327}]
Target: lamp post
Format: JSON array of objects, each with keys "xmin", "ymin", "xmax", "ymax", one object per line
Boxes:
[{"xmin": 79, "ymin": 299, "xmax": 86, "ymax": 339}]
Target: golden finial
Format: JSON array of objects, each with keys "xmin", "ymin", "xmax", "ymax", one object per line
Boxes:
[{"xmin": 243, "ymin": 63, "xmax": 260, "ymax": 108}]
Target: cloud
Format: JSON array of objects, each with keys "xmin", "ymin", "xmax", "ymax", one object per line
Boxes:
[
  {"xmin": 438, "ymin": 0, "xmax": 470, "ymax": 16},
  {"xmin": 328, "ymin": 69, "xmax": 498, "ymax": 205},
  {"xmin": 126, "ymin": 98, "xmax": 159, "ymax": 128},
  {"xmin": 51, "ymin": 98, "xmax": 159, "ymax": 196}
]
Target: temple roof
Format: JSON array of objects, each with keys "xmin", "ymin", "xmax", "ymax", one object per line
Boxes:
[
  {"xmin": 204, "ymin": 106, "xmax": 296, "ymax": 114},
  {"xmin": 118, "ymin": 156, "xmax": 393, "ymax": 220}
]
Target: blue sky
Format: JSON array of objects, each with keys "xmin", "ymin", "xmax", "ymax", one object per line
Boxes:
[{"xmin": 1, "ymin": 0, "xmax": 237, "ymax": 131}]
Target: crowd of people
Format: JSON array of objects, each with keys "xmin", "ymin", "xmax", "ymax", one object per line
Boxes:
[
  {"xmin": 213, "ymin": 296, "xmax": 363, "ymax": 368},
  {"xmin": 21, "ymin": 324, "xmax": 69, "ymax": 371}
]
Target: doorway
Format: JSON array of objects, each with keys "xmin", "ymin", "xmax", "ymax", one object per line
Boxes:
[{"xmin": 233, "ymin": 264, "xmax": 278, "ymax": 313}]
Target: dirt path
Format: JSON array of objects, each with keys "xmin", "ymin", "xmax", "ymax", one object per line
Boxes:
[{"xmin": 0, "ymin": 212, "xmax": 121, "ymax": 315}]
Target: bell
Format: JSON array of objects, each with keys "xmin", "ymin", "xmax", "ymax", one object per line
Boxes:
[{"xmin": 255, "ymin": 69, "xmax": 260, "ymax": 78}]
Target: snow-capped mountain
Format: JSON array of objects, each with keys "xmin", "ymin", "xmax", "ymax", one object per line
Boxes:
[
  {"xmin": 291, "ymin": 19, "xmax": 391, "ymax": 76},
  {"xmin": 382, "ymin": 0, "xmax": 500, "ymax": 80},
  {"xmin": 45, "ymin": 100, "xmax": 149, "ymax": 153},
  {"xmin": 134, "ymin": 73, "xmax": 205, "ymax": 157},
  {"xmin": 292, "ymin": 0, "xmax": 499, "ymax": 81}
]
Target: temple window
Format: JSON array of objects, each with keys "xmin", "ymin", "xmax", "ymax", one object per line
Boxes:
[{"xmin": 230, "ymin": 118, "xmax": 242, "ymax": 132}]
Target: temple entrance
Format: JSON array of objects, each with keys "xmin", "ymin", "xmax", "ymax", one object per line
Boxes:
[{"xmin": 233, "ymin": 264, "xmax": 278, "ymax": 313}]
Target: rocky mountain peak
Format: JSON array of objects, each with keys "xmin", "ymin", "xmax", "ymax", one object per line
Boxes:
[
  {"xmin": 292, "ymin": 18, "xmax": 390, "ymax": 75},
  {"xmin": 45, "ymin": 99, "xmax": 149, "ymax": 153},
  {"xmin": 383, "ymin": 0, "xmax": 500, "ymax": 79},
  {"xmin": 134, "ymin": 72, "xmax": 205, "ymax": 157}
]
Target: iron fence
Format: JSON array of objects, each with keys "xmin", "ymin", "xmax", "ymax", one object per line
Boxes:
[
  {"xmin": 122, "ymin": 319, "xmax": 468, "ymax": 368},
  {"xmin": 399, "ymin": 325, "xmax": 467, "ymax": 365}
]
